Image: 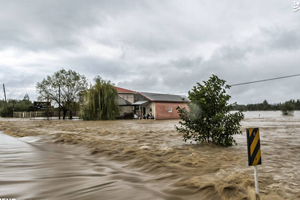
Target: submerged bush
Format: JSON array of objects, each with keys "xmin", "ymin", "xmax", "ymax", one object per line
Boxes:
[
  {"xmin": 175, "ymin": 75, "xmax": 244, "ymax": 147},
  {"xmin": 281, "ymin": 101, "xmax": 295, "ymax": 115}
]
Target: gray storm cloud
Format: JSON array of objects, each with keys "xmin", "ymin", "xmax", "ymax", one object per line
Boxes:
[{"xmin": 0, "ymin": 0, "xmax": 299, "ymax": 104}]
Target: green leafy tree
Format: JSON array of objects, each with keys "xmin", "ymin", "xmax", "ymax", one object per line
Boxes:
[
  {"xmin": 281, "ymin": 101, "xmax": 295, "ymax": 115},
  {"xmin": 175, "ymin": 75, "xmax": 244, "ymax": 147},
  {"xmin": 36, "ymin": 69, "xmax": 87, "ymax": 119},
  {"xmin": 80, "ymin": 76, "xmax": 119, "ymax": 120}
]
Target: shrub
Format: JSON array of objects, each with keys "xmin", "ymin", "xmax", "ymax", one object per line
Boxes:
[{"xmin": 175, "ymin": 75, "xmax": 244, "ymax": 147}]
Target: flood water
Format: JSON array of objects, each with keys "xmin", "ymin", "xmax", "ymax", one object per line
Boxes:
[
  {"xmin": 0, "ymin": 133, "xmax": 189, "ymax": 200},
  {"xmin": 0, "ymin": 111, "xmax": 300, "ymax": 199}
]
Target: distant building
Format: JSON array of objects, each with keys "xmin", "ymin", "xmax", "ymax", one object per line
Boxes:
[{"xmin": 114, "ymin": 86, "xmax": 189, "ymax": 120}]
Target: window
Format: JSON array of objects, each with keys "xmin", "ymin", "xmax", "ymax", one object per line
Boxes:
[
  {"xmin": 168, "ymin": 108, "xmax": 172, "ymax": 112},
  {"xmin": 134, "ymin": 94, "xmax": 148, "ymax": 102}
]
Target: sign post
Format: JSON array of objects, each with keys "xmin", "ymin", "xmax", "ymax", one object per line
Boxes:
[
  {"xmin": 246, "ymin": 128, "xmax": 261, "ymax": 195},
  {"xmin": 254, "ymin": 165, "xmax": 259, "ymax": 194},
  {"xmin": 34, "ymin": 101, "xmax": 51, "ymax": 110}
]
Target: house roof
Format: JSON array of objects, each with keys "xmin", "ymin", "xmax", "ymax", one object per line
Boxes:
[
  {"xmin": 139, "ymin": 92, "xmax": 189, "ymax": 102},
  {"xmin": 114, "ymin": 86, "xmax": 136, "ymax": 93}
]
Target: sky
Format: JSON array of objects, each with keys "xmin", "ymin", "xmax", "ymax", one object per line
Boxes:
[{"xmin": 0, "ymin": 0, "xmax": 300, "ymax": 104}]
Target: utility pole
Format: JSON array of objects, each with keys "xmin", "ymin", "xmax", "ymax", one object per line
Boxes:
[
  {"xmin": 47, "ymin": 95, "xmax": 50, "ymax": 121},
  {"xmin": 3, "ymin": 84, "xmax": 6, "ymax": 103},
  {"xmin": 59, "ymin": 84, "xmax": 61, "ymax": 120}
]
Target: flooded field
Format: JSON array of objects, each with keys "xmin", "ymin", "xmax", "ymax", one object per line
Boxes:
[{"xmin": 0, "ymin": 111, "xmax": 300, "ymax": 199}]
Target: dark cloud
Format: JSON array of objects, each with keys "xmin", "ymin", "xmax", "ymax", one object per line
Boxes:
[
  {"xmin": 0, "ymin": 0, "xmax": 145, "ymax": 51},
  {"xmin": 0, "ymin": 0, "xmax": 299, "ymax": 104}
]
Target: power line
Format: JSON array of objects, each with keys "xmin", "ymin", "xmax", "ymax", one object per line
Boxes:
[
  {"xmin": 172, "ymin": 73, "xmax": 300, "ymax": 94},
  {"xmin": 127, "ymin": 73, "xmax": 300, "ymax": 96},
  {"xmin": 230, "ymin": 74, "xmax": 300, "ymax": 87}
]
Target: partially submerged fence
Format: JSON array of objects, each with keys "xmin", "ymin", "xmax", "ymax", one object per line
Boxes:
[{"xmin": 13, "ymin": 111, "xmax": 79, "ymax": 119}]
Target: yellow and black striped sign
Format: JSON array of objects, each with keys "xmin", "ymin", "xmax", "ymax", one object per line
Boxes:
[{"xmin": 246, "ymin": 128, "xmax": 262, "ymax": 166}]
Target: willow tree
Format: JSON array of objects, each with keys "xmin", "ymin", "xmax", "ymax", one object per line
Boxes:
[{"xmin": 80, "ymin": 76, "xmax": 119, "ymax": 120}]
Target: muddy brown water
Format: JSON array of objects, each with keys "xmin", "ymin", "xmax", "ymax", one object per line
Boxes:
[
  {"xmin": 0, "ymin": 111, "xmax": 300, "ymax": 199},
  {"xmin": 0, "ymin": 133, "xmax": 193, "ymax": 200}
]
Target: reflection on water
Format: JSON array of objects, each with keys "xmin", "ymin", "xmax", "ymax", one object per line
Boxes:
[{"xmin": 0, "ymin": 133, "xmax": 189, "ymax": 200}]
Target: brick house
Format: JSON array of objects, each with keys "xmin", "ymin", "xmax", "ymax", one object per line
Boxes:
[
  {"xmin": 115, "ymin": 86, "xmax": 189, "ymax": 120},
  {"xmin": 133, "ymin": 92, "xmax": 189, "ymax": 120}
]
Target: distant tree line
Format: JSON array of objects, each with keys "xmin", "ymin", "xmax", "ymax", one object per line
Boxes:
[
  {"xmin": 0, "ymin": 94, "xmax": 34, "ymax": 117},
  {"xmin": 233, "ymin": 99, "xmax": 300, "ymax": 113}
]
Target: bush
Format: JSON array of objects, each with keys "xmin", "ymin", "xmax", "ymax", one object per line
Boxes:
[
  {"xmin": 0, "ymin": 104, "xmax": 13, "ymax": 117},
  {"xmin": 175, "ymin": 75, "xmax": 244, "ymax": 147},
  {"xmin": 281, "ymin": 101, "xmax": 295, "ymax": 115}
]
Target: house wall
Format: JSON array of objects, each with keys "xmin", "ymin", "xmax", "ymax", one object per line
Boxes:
[
  {"xmin": 119, "ymin": 106, "xmax": 134, "ymax": 116},
  {"xmin": 155, "ymin": 102, "xmax": 188, "ymax": 120},
  {"xmin": 144, "ymin": 102, "xmax": 155, "ymax": 118}
]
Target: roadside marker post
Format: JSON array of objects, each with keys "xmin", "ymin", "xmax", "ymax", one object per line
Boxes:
[{"xmin": 246, "ymin": 128, "xmax": 261, "ymax": 195}]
